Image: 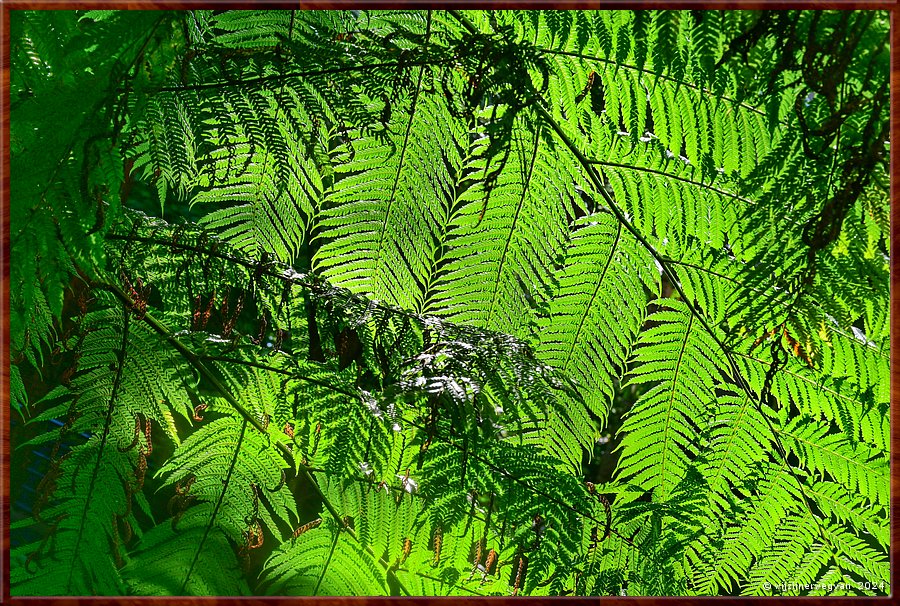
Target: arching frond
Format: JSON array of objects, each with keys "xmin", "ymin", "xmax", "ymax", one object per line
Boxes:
[{"xmin": 11, "ymin": 8, "xmax": 889, "ymax": 598}]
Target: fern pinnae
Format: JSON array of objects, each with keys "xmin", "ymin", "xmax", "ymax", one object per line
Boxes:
[
  {"xmin": 560, "ymin": 220, "xmax": 622, "ymax": 374},
  {"xmin": 484, "ymin": 122, "xmax": 541, "ymax": 328},
  {"xmin": 180, "ymin": 417, "xmax": 248, "ymax": 593},
  {"xmin": 371, "ymin": 10, "xmax": 433, "ymax": 295},
  {"xmin": 96, "ymin": 281, "xmax": 340, "ymax": 541},
  {"xmin": 64, "ymin": 306, "xmax": 129, "ymax": 594},
  {"xmin": 12, "ymin": 10, "xmax": 890, "ymax": 596},
  {"xmin": 590, "ymin": 158, "xmax": 752, "ymax": 207},
  {"xmin": 775, "ymin": 416, "xmax": 888, "ymax": 506},
  {"xmin": 531, "ymin": 49, "xmax": 857, "ymax": 586},
  {"xmin": 805, "ymin": 480, "xmax": 888, "ymax": 549},
  {"xmin": 701, "ymin": 393, "xmax": 769, "ymax": 492},
  {"xmin": 314, "ymin": 527, "xmax": 342, "ymax": 596}
]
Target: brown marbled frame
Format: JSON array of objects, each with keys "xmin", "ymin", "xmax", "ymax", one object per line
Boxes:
[{"xmin": 0, "ymin": 1, "xmax": 896, "ymax": 604}]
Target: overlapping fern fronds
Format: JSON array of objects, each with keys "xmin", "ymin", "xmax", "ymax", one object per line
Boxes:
[{"xmin": 10, "ymin": 8, "xmax": 889, "ymax": 597}]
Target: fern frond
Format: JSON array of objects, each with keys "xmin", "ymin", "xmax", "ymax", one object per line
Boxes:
[
  {"xmin": 708, "ymin": 462, "xmax": 803, "ymax": 593},
  {"xmin": 11, "ymin": 8, "xmax": 890, "ymax": 598},
  {"xmin": 615, "ymin": 300, "xmax": 730, "ymax": 499},
  {"xmin": 314, "ymin": 92, "xmax": 460, "ymax": 310},
  {"xmin": 776, "ymin": 416, "xmax": 888, "ymax": 507},
  {"xmin": 123, "ymin": 506, "xmax": 249, "ymax": 595},
  {"xmin": 264, "ymin": 517, "xmax": 388, "ymax": 595},
  {"xmin": 156, "ymin": 415, "xmax": 297, "ymax": 545},
  {"xmin": 742, "ymin": 514, "xmax": 818, "ymax": 596},
  {"xmin": 10, "ymin": 438, "xmax": 134, "ymax": 596},
  {"xmin": 535, "ymin": 213, "xmax": 657, "ymax": 461}
]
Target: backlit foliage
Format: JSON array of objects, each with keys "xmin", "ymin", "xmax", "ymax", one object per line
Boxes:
[{"xmin": 9, "ymin": 9, "xmax": 889, "ymax": 596}]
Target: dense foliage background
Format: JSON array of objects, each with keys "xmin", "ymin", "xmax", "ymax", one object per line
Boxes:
[{"xmin": 9, "ymin": 9, "xmax": 890, "ymax": 596}]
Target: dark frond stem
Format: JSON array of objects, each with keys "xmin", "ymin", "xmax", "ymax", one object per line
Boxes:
[
  {"xmin": 64, "ymin": 306, "xmax": 130, "ymax": 594},
  {"xmin": 107, "ymin": 233, "xmax": 285, "ymax": 279},
  {"xmin": 447, "ymin": 10, "xmax": 478, "ymax": 35},
  {"xmin": 307, "ymin": 296, "xmax": 324, "ymax": 362},
  {"xmin": 587, "ymin": 160, "xmax": 753, "ymax": 206},
  {"xmin": 530, "ymin": 97, "xmax": 751, "ymax": 398},
  {"xmin": 105, "ymin": 232, "xmax": 490, "ymax": 328},
  {"xmin": 197, "ymin": 355, "xmax": 358, "ymax": 398},
  {"xmin": 100, "ymin": 280, "xmax": 280, "ymax": 441}
]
